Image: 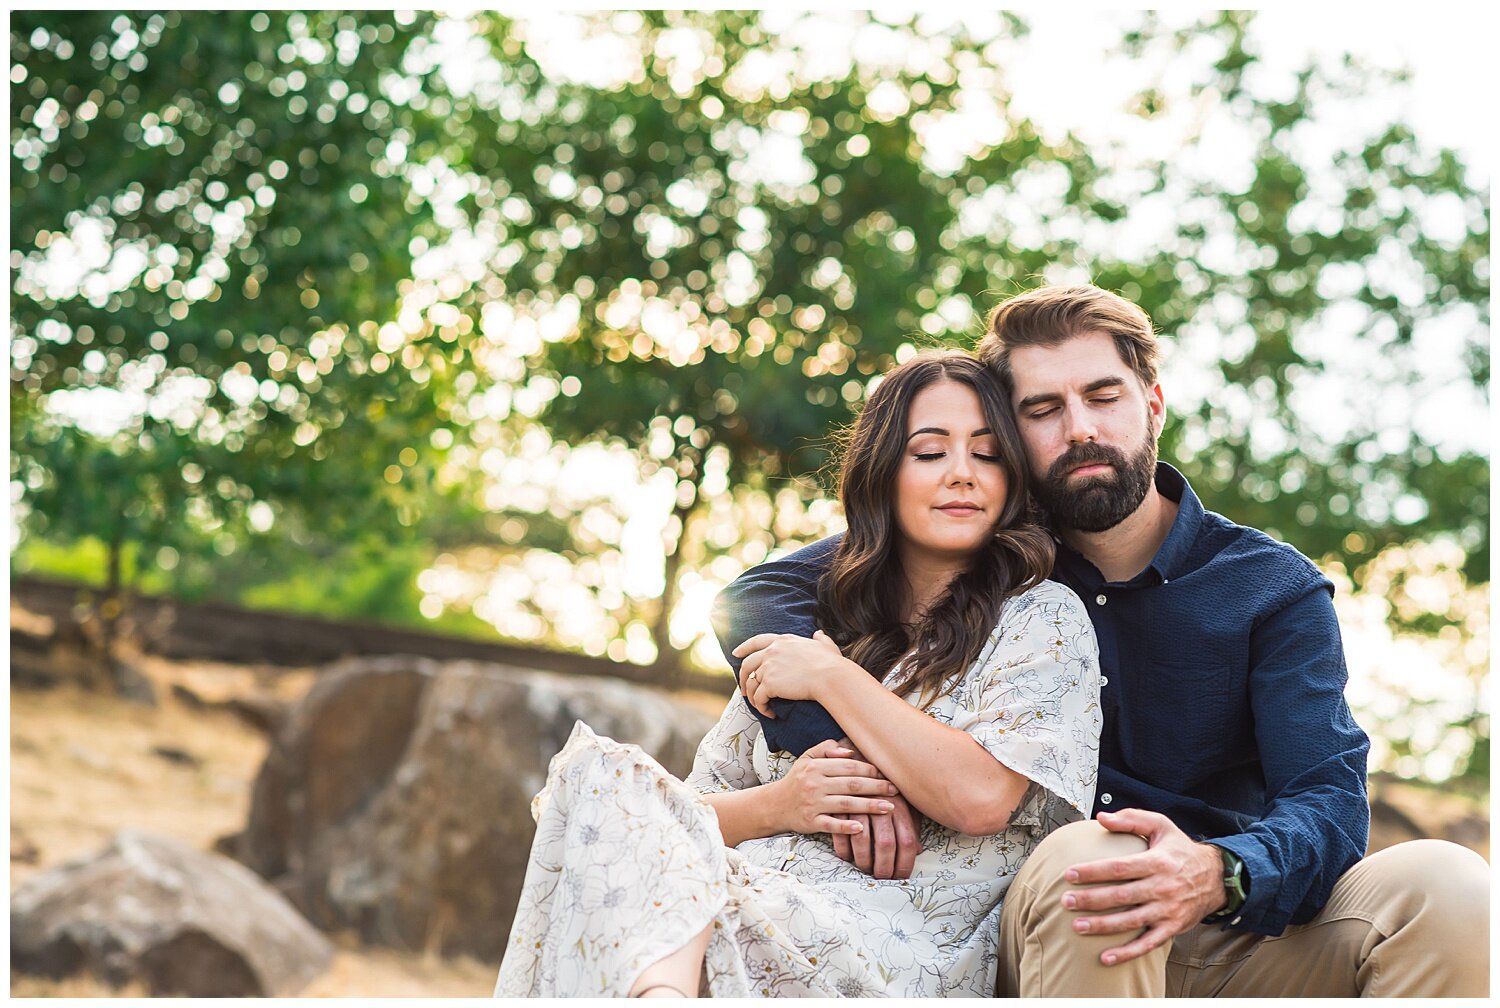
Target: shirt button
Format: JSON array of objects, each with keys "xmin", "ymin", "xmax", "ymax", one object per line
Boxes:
[
  {"xmin": 1231, "ymin": 916, "xmax": 1242, "ymax": 926},
  {"xmin": 1095, "ymin": 594, "xmax": 1107, "ymax": 605},
  {"xmin": 1100, "ymin": 793, "xmax": 1113, "ymax": 805},
  {"xmin": 1100, "ymin": 676, "xmax": 1109, "ymax": 686}
]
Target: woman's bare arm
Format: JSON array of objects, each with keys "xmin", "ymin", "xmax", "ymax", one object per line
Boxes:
[{"xmin": 738, "ymin": 632, "xmax": 1028, "ymax": 836}]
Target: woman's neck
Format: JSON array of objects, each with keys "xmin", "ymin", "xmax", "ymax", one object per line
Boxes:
[{"xmin": 897, "ymin": 548, "xmax": 966, "ymax": 623}]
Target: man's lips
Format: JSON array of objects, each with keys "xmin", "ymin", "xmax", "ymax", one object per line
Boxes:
[{"xmin": 1067, "ymin": 462, "xmax": 1113, "ymax": 478}]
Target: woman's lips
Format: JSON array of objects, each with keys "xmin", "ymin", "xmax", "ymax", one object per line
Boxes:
[{"xmin": 936, "ymin": 504, "xmax": 982, "ymax": 516}]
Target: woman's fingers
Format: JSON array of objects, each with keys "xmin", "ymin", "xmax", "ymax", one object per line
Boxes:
[
  {"xmin": 837, "ymin": 796, "xmax": 894, "ymax": 814},
  {"xmin": 731, "ymin": 632, "xmax": 784, "ymax": 659},
  {"xmin": 815, "ymin": 757, "xmax": 885, "ymax": 780},
  {"xmin": 817, "ymin": 815, "xmax": 865, "ymax": 835},
  {"xmin": 822, "ymin": 775, "xmax": 896, "ymax": 797},
  {"xmin": 745, "ymin": 676, "xmax": 775, "ymax": 719}
]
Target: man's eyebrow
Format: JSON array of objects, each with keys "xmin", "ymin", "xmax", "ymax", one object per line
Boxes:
[
  {"xmin": 1016, "ymin": 376, "xmax": 1127, "ymax": 411},
  {"xmin": 906, "ymin": 426, "xmax": 993, "ymax": 440}
]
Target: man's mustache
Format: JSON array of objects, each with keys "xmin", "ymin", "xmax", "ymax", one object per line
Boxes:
[{"xmin": 1045, "ymin": 443, "xmax": 1127, "ymax": 482}]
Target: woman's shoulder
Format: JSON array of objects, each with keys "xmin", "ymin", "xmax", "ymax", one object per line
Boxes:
[{"xmin": 1002, "ymin": 578, "xmax": 1088, "ymax": 616}]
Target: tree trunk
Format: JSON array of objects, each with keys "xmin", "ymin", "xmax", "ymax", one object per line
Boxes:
[
  {"xmin": 97, "ymin": 533, "xmax": 124, "ymax": 670},
  {"xmin": 93, "ymin": 534, "xmax": 154, "ymax": 703},
  {"xmin": 652, "ymin": 493, "xmax": 701, "ymax": 688}
]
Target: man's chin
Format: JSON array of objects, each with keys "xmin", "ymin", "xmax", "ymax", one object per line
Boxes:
[
  {"xmin": 1040, "ymin": 487, "xmax": 1134, "ymax": 533},
  {"xmin": 1066, "ymin": 512, "xmax": 1132, "ymax": 534}
]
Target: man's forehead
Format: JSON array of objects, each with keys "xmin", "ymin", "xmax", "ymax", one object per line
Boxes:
[{"xmin": 1007, "ymin": 331, "xmax": 1132, "ymax": 393}]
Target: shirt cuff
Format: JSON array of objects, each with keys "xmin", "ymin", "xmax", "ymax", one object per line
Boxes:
[{"xmin": 1205, "ymin": 834, "xmax": 1278, "ymax": 934}]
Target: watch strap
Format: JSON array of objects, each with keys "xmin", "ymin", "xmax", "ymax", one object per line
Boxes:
[{"xmin": 1206, "ymin": 844, "xmax": 1247, "ymax": 921}]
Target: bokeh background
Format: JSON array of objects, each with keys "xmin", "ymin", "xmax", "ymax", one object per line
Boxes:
[{"xmin": 9, "ymin": 9, "xmax": 1490, "ymax": 996}]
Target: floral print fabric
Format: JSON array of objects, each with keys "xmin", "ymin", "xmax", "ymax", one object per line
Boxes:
[{"xmin": 494, "ymin": 579, "xmax": 1100, "ymax": 997}]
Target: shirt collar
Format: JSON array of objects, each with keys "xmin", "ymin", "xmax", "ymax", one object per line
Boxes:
[
  {"xmin": 1047, "ymin": 461, "xmax": 1203, "ymax": 587},
  {"xmin": 1148, "ymin": 462, "xmax": 1202, "ymax": 583}
]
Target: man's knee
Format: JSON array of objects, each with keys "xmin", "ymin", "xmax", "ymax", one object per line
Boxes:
[
  {"xmin": 1011, "ymin": 818, "xmax": 1149, "ymax": 901},
  {"xmin": 1355, "ymin": 839, "xmax": 1490, "ymax": 922}
]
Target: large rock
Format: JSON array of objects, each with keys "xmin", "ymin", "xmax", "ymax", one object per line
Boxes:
[
  {"xmin": 10, "ymin": 830, "xmax": 332, "ymax": 996},
  {"xmin": 227, "ymin": 655, "xmax": 721, "ymax": 961}
]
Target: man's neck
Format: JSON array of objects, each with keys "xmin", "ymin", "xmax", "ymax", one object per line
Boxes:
[{"xmin": 1060, "ymin": 486, "xmax": 1179, "ymax": 584}]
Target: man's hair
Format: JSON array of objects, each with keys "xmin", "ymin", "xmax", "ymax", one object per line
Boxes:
[{"xmin": 978, "ymin": 284, "xmax": 1160, "ymax": 390}]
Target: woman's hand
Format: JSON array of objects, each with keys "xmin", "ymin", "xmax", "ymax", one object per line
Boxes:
[
  {"xmin": 771, "ymin": 738, "xmax": 898, "ymax": 836},
  {"xmin": 734, "ymin": 630, "xmax": 856, "ymax": 718}
]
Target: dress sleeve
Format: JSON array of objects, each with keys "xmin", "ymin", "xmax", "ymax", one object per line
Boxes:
[
  {"xmin": 684, "ymin": 688, "xmax": 766, "ymax": 793},
  {"xmin": 948, "ymin": 582, "xmax": 1102, "ymax": 830}
]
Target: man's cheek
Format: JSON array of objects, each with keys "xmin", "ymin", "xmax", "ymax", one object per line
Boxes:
[{"xmin": 1020, "ymin": 436, "xmax": 1052, "ymax": 479}]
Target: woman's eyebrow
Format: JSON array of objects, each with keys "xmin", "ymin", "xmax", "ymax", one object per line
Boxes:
[{"xmin": 906, "ymin": 427, "xmax": 992, "ymax": 439}]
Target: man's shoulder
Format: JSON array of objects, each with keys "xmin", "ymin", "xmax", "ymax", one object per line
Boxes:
[
  {"xmin": 1193, "ymin": 506, "xmax": 1331, "ymax": 597},
  {"xmin": 715, "ymin": 534, "xmax": 841, "ymax": 611}
]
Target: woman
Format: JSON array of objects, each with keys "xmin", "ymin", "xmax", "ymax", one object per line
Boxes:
[{"xmin": 494, "ymin": 350, "xmax": 1100, "ymax": 997}]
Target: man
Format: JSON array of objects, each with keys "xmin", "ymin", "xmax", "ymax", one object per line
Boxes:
[{"xmin": 714, "ymin": 285, "xmax": 1489, "ymax": 996}]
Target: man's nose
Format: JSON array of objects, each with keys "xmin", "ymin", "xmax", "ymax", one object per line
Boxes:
[{"xmin": 1063, "ymin": 405, "xmax": 1098, "ymax": 444}]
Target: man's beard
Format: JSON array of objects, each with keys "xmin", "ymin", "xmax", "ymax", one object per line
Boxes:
[{"xmin": 1034, "ymin": 431, "xmax": 1157, "ymax": 534}]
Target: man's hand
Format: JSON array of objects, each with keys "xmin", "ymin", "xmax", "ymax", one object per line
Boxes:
[
  {"xmin": 828, "ymin": 739, "xmax": 921, "ymax": 880},
  {"xmin": 1061, "ymin": 808, "xmax": 1227, "ymax": 966}
]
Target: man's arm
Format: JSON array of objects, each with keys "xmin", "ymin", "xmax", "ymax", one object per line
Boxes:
[
  {"xmin": 1065, "ymin": 580, "xmax": 1370, "ymax": 961},
  {"xmin": 1208, "ymin": 582, "xmax": 1369, "ymax": 933},
  {"xmin": 711, "ymin": 534, "xmax": 845, "ymax": 755}
]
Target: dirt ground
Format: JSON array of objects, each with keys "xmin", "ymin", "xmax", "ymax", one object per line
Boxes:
[
  {"xmin": 8, "ymin": 653, "xmax": 500, "ymax": 997},
  {"xmin": 9, "ymin": 640, "xmax": 1488, "ymax": 997}
]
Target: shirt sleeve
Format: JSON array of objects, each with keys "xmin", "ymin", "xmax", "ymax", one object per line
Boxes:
[
  {"xmin": 1211, "ymin": 582, "xmax": 1370, "ymax": 934},
  {"xmin": 711, "ymin": 534, "xmax": 846, "ymax": 755},
  {"xmin": 949, "ymin": 583, "xmax": 1102, "ymax": 834},
  {"xmin": 684, "ymin": 689, "xmax": 766, "ymax": 793}
]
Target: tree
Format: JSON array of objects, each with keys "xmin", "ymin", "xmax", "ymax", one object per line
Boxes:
[
  {"xmin": 422, "ymin": 10, "xmax": 1486, "ymax": 670},
  {"xmin": 429, "ymin": 10, "xmax": 1102, "ymax": 664},
  {"xmin": 1108, "ymin": 12, "xmax": 1488, "ymax": 584},
  {"xmin": 10, "ymin": 11, "xmax": 475, "ymax": 673}
]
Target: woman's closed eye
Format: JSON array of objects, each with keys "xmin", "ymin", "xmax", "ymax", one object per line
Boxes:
[{"xmin": 911, "ymin": 451, "xmax": 1001, "ymax": 462}]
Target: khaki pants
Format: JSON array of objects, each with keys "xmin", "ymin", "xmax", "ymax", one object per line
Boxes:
[{"xmin": 998, "ymin": 819, "xmax": 1490, "ymax": 997}]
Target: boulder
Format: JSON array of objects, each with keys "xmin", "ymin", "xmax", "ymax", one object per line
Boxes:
[
  {"xmin": 10, "ymin": 830, "xmax": 332, "ymax": 996},
  {"xmin": 227, "ymin": 655, "xmax": 721, "ymax": 961}
]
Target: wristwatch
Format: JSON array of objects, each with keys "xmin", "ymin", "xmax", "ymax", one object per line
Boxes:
[{"xmin": 1206, "ymin": 845, "xmax": 1247, "ymax": 921}]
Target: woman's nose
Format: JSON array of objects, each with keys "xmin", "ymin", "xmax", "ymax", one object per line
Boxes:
[{"xmin": 947, "ymin": 454, "xmax": 976, "ymax": 486}]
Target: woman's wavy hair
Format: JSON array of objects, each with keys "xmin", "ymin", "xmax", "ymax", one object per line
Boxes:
[{"xmin": 815, "ymin": 349, "xmax": 1055, "ymax": 708}]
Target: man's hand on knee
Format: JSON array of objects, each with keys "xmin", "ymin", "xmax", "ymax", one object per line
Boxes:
[{"xmin": 1061, "ymin": 809, "xmax": 1227, "ymax": 965}]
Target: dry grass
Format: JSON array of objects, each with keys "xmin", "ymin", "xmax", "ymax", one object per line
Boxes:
[{"xmin": 9, "ymin": 651, "xmax": 499, "ymax": 997}]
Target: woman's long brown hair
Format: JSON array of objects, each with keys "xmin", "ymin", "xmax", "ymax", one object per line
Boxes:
[{"xmin": 814, "ymin": 349, "xmax": 1055, "ymax": 707}]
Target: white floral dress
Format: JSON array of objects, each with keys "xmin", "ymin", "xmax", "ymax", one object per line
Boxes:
[{"xmin": 494, "ymin": 579, "xmax": 1100, "ymax": 997}]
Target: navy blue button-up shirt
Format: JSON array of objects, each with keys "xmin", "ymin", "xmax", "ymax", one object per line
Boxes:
[{"xmin": 713, "ymin": 463, "xmax": 1370, "ymax": 936}]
